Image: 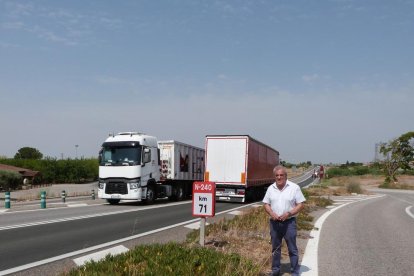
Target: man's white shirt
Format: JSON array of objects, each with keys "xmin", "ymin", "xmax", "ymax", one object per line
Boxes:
[{"xmin": 262, "ymin": 180, "xmax": 306, "ymax": 216}]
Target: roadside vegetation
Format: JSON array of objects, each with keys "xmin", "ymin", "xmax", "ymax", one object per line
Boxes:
[
  {"xmin": 63, "ymin": 190, "xmax": 332, "ymax": 276},
  {"xmin": 0, "ymin": 157, "xmax": 98, "ymax": 186}
]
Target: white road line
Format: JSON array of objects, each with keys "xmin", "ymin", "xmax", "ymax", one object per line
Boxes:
[
  {"xmin": 67, "ymin": 204, "xmax": 88, "ymax": 207},
  {"xmin": 73, "ymin": 245, "xmax": 129, "ymax": 266},
  {"xmin": 300, "ymin": 194, "xmax": 385, "ymax": 276},
  {"xmin": 0, "ymin": 201, "xmax": 190, "ymax": 231},
  {"xmin": 0, "ymin": 202, "xmax": 258, "ymax": 275},
  {"xmin": 228, "ymin": 210, "xmax": 244, "ymax": 215},
  {"xmin": 405, "ymin": 206, "xmax": 414, "ymax": 219},
  {"xmin": 184, "ymin": 221, "xmax": 210, "ymax": 229},
  {"xmin": 333, "ymin": 199, "xmax": 356, "ymax": 202}
]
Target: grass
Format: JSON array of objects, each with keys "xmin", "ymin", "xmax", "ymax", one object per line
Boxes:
[
  {"xmin": 69, "ymin": 173, "xmax": 408, "ymax": 275},
  {"xmin": 63, "ymin": 193, "xmax": 332, "ymax": 276},
  {"xmin": 63, "ymin": 243, "xmax": 261, "ymax": 276},
  {"xmin": 378, "ymin": 182, "xmax": 414, "ymax": 190}
]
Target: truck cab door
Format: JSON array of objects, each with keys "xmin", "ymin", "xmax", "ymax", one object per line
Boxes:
[{"xmin": 141, "ymin": 147, "xmax": 159, "ymax": 184}]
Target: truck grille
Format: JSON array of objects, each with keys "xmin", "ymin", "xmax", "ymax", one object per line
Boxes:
[{"xmin": 105, "ymin": 182, "xmax": 128, "ymax": 194}]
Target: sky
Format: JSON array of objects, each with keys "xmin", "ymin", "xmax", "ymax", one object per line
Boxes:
[{"xmin": 1, "ymin": 0, "xmax": 413, "ymax": 164}]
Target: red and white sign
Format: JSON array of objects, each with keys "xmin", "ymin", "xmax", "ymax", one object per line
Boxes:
[{"xmin": 192, "ymin": 181, "xmax": 216, "ymax": 217}]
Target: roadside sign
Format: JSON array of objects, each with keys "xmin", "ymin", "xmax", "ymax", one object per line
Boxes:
[{"xmin": 192, "ymin": 181, "xmax": 215, "ymax": 217}]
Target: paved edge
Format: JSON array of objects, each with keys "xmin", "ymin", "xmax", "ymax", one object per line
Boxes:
[{"xmin": 299, "ymin": 195, "xmax": 385, "ymax": 276}]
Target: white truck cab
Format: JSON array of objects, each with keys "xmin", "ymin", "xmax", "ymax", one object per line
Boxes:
[{"xmin": 98, "ymin": 132, "xmax": 160, "ymax": 204}]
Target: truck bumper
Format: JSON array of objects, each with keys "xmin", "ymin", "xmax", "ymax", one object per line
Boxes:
[{"xmin": 98, "ymin": 186, "xmax": 143, "ymax": 201}]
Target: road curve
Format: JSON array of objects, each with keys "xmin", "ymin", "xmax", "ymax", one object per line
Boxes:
[{"xmin": 318, "ymin": 190, "xmax": 414, "ymax": 276}]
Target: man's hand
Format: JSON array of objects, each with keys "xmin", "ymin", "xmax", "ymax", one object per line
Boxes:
[{"xmin": 280, "ymin": 212, "xmax": 290, "ymax": 221}]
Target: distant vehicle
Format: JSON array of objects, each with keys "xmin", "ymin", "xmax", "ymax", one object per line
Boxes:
[
  {"xmin": 98, "ymin": 132, "xmax": 204, "ymax": 204},
  {"xmin": 204, "ymin": 135, "xmax": 279, "ymax": 203},
  {"xmin": 319, "ymin": 165, "xmax": 324, "ymax": 178}
]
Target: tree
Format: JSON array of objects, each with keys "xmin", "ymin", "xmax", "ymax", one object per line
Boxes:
[
  {"xmin": 14, "ymin": 147, "xmax": 43, "ymax": 160},
  {"xmin": 380, "ymin": 131, "xmax": 414, "ymax": 183}
]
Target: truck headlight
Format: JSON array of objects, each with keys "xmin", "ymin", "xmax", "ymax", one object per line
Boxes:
[
  {"xmin": 98, "ymin": 182, "xmax": 105, "ymax": 189},
  {"xmin": 128, "ymin": 179, "xmax": 141, "ymax": 189}
]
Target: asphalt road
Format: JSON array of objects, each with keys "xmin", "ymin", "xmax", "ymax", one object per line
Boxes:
[
  {"xmin": 0, "ymin": 199, "xmax": 248, "ymax": 275},
  {"xmin": 318, "ymin": 189, "xmax": 414, "ymax": 276}
]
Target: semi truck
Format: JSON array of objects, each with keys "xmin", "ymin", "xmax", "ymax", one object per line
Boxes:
[
  {"xmin": 204, "ymin": 135, "xmax": 279, "ymax": 203},
  {"xmin": 98, "ymin": 132, "xmax": 204, "ymax": 204}
]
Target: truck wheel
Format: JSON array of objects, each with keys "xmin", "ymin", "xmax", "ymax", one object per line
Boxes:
[
  {"xmin": 144, "ymin": 185, "xmax": 155, "ymax": 204},
  {"xmin": 176, "ymin": 185, "xmax": 185, "ymax": 201},
  {"xmin": 169, "ymin": 184, "xmax": 184, "ymax": 201},
  {"xmin": 107, "ymin": 199, "xmax": 120, "ymax": 205}
]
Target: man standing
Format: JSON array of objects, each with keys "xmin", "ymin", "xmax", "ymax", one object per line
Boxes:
[{"xmin": 263, "ymin": 165, "xmax": 306, "ymax": 276}]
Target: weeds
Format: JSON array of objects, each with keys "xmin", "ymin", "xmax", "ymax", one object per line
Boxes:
[
  {"xmin": 64, "ymin": 243, "xmax": 261, "ymax": 276},
  {"xmin": 346, "ymin": 182, "xmax": 362, "ymax": 194}
]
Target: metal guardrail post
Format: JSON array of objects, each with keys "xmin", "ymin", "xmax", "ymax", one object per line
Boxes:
[
  {"xmin": 5, "ymin": 191, "xmax": 10, "ymax": 209},
  {"xmin": 61, "ymin": 190, "xmax": 66, "ymax": 203},
  {"xmin": 40, "ymin": 191, "xmax": 46, "ymax": 209}
]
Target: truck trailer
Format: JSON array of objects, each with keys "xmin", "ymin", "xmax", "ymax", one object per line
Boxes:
[
  {"xmin": 204, "ymin": 135, "xmax": 279, "ymax": 203},
  {"xmin": 98, "ymin": 132, "xmax": 204, "ymax": 204}
]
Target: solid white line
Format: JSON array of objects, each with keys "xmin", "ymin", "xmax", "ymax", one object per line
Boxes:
[
  {"xmin": 184, "ymin": 221, "xmax": 210, "ymax": 229},
  {"xmin": 0, "ymin": 201, "xmax": 191, "ymax": 231},
  {"xmin": 67, "ymin": 204, "xmax": 88, "ymax": 207},
  {"xmin": 333, "ymin": 199, "xmax": 355, "ymax": 202},
  {"xmin": 228, "ymin": 210, "xmax": 243, "ymax": 215},
  {"xmin": 300, "ymin": 194, "xmax": 385, "ymax": 276},
  {"xmin": 73, "ymin": 245, "xmax": 129, "ymax": 266},
  {"xmin": 0, "ymin": 202, "xmax": 258, "ymax": 275},
  {"xmin": 405, "ymin": 206, "xmax": 414, "ymax": 219}
]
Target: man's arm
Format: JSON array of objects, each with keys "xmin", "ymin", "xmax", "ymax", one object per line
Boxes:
[
  {"xmin": 264, "ymin": 203, "xmax": 280, "ymax": 221},
  {"xmin": 279, "ymin": 202, "xmax": 304, "ymax": 221}
]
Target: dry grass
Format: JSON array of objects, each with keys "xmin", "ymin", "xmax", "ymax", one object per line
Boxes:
[
  {"xmin": 200, "ymin": 208, "xmax": 275, "ymax": 273},
  {"xmin": 187, "ymin": 196, "xmax": 326, "ymax": 275}
]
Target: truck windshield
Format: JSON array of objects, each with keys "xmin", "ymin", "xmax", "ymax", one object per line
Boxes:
[{"xmin": 100, "ymin": 146, "xmax": 142, "ymax": 166}]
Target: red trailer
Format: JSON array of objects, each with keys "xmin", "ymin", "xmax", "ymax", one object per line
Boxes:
[{"xmin": 204, "ymin": 135, "xmax": 279, "ymax": 203}]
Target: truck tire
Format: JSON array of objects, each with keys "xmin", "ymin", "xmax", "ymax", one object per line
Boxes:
[
  {"xmin": 107, "ymin": 199, "xmax": 120, "ymax": 205},
  {"xmin": 169, "ymin": 184, "xmax": 184, "ymax": 201},
  {"xmin": 144, "ymin": 185, "xmax": 155, "ymax": 204}
]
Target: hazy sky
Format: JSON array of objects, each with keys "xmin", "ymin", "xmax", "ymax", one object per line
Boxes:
[{"xmin": 1, "ymin": 0, "xmax": 413, "ymax": 164}]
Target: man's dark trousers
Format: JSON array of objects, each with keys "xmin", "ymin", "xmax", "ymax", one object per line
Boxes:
[{"xmin": 269, "ymin": 217, "xmax": 300, "ymax": 276}]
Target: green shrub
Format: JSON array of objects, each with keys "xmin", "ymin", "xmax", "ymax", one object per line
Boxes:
[
  {"xmin": 327, "ymin": 165, "xmax": 382, "ymax": 178},
  {"xmin": 0, "ymin": 170, "xmax": 22, "ymax": 191},
  {"xmin": 64, "ymin": 242, "xmax": 260, "ymax": 276},
  {"xmin": 0, "ymin": 158, "xmax": 98, "ymax": 184}
]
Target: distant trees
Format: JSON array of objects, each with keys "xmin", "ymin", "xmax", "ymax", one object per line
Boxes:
[
  {"xmin": 380, "ymin": 131, "xmax": 414, "ymax": 183},
  {"xmin": 0, "ymin": 158, "xmax": 99, "ymax": 184},
  {"xmin": 14, "ymin": 147, "xmax": 43, "ymax": 160}
]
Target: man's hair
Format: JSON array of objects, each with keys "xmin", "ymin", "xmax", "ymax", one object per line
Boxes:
[{"xmin": 273, "ymin": 165, "xmax": 287, "ymax": 176}]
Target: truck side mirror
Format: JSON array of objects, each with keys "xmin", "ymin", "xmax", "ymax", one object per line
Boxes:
[{"xmin": 98, "ymin": 149, "xmax": 103, "ymax": 164}]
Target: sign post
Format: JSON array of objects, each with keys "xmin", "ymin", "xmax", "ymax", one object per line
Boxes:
[{"xmin": 192, "ymin": 181, "xmax": 215, "ymax": 246}]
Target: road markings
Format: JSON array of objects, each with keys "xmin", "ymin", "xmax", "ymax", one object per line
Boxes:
[
  {"xmin": 67, "ymin": 203, "xmax": 88, "ymax": 207},
  {"xmin": 0, "ymin": 201, "xmax": 191, "ymax": 231},
  {"xmin": 0, "ymin": 202, "xmax": 259, "ymax": 275},
  {"xmin": 405, "ymin": 206, "xmax": 414, "ymax": 219},
  {"xmin": 73, "ymin": 245, "xmax": 129, "ymax": 266},
  {"xmin": 185, "ymin": 221, "xmax": 210, "ymax": 229},
  {"xmin": 228, "ymin": 210, "xmax": 244, "ymax": 215},
  {"xmin": 300, "ymin": 194, "xmax": 385, "ymax": 276}
]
